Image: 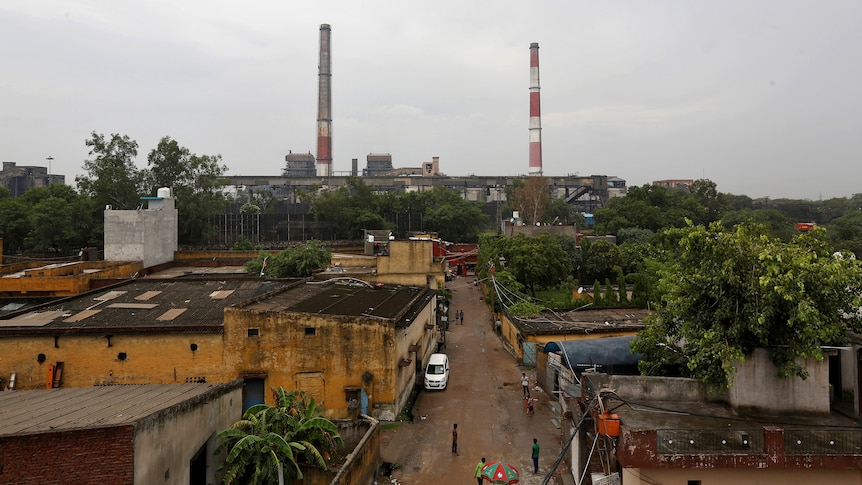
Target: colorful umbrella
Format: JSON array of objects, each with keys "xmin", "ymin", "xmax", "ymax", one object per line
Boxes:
[{"xmin": 481, "ymin": 461, "xmax": 519, "ymax": 484}]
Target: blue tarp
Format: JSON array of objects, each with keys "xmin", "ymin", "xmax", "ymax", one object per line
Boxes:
[{"xmin": 543, "ymin": 336, "xmax": 640, "ymax": 370}]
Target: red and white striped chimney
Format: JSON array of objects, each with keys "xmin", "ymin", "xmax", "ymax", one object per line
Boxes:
[
  {"xmin": 528, "ymin": 42, "xmax": 543, "ymax": 176},
  {"xmin": 316, "ymin": 24, "xmax": 333, "ymax": 176}
]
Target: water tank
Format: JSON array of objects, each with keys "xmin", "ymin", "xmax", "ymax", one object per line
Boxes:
[{"xmin": 157, "ymin": 187, "xmax": 172, "ymax": 198}]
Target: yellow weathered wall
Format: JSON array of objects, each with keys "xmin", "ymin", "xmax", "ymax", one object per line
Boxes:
[
  {"xmin": 375, "ymin": 240, "xmax": 446, "ymax": 288},
  {"xmin": 330, "ymin": 254, "xmax": 376, "ymax": 268},
  {"xmin": 173, "ymin": 250, "xmax": 265, "ymax": 261},
  {"xmin": 0, "ymin": 333, "xmax": 225, "ymax": 390},
  {"xmin": 495, "ymin": 310, "xmax": 637, "ymax": 361},
  {"xmin": 223, "ymin": 295, "xmax": 436, "ymax": 421},
  {"xmin": 393, "ymin": 302, "xmax": 436, "ymax": 417},
  {"xmin": 0, "ymin": 261, "xmax": 141, "ymax": 296},
  {"xmin": 223, "ymin": 309, "xmax": 396, "ymax": 420}
]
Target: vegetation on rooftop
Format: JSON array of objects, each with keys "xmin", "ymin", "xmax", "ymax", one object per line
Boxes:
[{"xmin": 245, "ymin": 240, "xmax": 332, "ymax": 278}]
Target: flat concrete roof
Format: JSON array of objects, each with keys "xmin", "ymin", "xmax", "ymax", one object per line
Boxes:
[{"xmin": 0, "ymin": 383, "xmax": 235, "ymax": 437}]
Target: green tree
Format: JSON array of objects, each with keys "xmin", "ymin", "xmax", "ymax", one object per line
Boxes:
[
  {"xmin": 544, "ymin": 198, "xmax": 585, "ymax": 227},
  {"xmin": 19, "ymin": 185, "xmax": 99, "ymax": 254},
  {"xmin": 580, "ymin": 239, "xmax": 622, "ymax": 283},
  {"xmin": 0, "ymin": 196, "xmax": 32, "ymax": 253},
  {"xmin": 719, "ymin": 208, "xmax": 795, "ymax": 241},
  {"xmin": 146, "ymin": 136, "xmax": 229, "ymax": 245},
  {"xmin": 510, "ymin": 176, "xmax": 549, "ymax": 225},
  {"xmin": 216, "ymin": 388, "xmax": 341, "ymax": 485},
  {"xmin": 594, "ymin": 184, "xmax": 706, "ymax": 235},
  {"xmin": 827, "ymin": 210, "xmax": 862, "ymax": 256},
  {"xmin": 248, "ymin": 241, "xmax": 332, "ymax": 278},
  {"xmin": 499, "ymin": 233, "xmax": 568, "ymax": 297},
  {"xmin": 632, "ymin": 222, "xmax": 862, "ymax": 389},
  {"xmin": 76, "ymin": 132, "xmax": 147, "ymax": 210},
  {"xmin": 419, "ymin": 186, "xmax": 487, "ymax": 242},
  {"xmin": 309, "ymin": 178, "xmax": 390, "ymax": 239}
]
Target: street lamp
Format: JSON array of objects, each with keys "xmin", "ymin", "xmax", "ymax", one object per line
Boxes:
[{"xmin": 46, "ymin": 156, "xmax": 53, "ymax": 186}]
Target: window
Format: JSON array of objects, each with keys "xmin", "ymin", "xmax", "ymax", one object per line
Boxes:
[
  {"xmin": 248, "ymin": 328, "xmax": 260, "ymax": 337},
  {"xmin": 687, "ymin": 481, "xmax": 701, "ymax": 485},
  {"xmin": 305, "ymin": 327, "xmax": 316, "ymax": 336}
]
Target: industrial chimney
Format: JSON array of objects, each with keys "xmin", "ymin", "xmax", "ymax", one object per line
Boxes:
[
  {"xmin": 317, "ymin": 24, "xmax": 333, "ymax": 176},
  {"xmin": 528, "ymin": 42, "xmax": 543, "ymax": 176}
]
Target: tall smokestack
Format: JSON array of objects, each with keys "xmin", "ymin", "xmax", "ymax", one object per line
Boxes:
[
  {"xmin": 528, "ymin": 42, "xmax": 543, "ymax": 176},
  {"xmin": 317, "ymin": 24, "xmax": 333, "ymax": 176}
]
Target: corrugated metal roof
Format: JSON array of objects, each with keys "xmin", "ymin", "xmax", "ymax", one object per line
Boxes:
[
  {"xmin": 0, "ymin": 383, "xmax": 227, "ymax": 437},
  {"xmin": 244, "ymin": 281, "xmax": 427, "ymax": 321},
  {"xmin": 0, "ymin": 278, "xmax": 293, "ymax": 334}
]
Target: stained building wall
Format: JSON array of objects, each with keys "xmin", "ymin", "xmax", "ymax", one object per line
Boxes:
[
  {"xmin": 223, "ymin": 299, "xmax": 435, "ymax": 421},
  {"xmin": 0, "ymin": 333, "xmax": 225, "ymax": 390}
]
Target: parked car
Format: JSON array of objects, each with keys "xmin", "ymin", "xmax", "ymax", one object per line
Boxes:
[{"xmin": 424, "ymin": 353, "xmax": 449, "ymax": 390}]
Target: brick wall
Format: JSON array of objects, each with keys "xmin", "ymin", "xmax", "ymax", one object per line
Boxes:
[{"xmin": 0, "ymin": 426, "xmax": 134, "ymax": 485}]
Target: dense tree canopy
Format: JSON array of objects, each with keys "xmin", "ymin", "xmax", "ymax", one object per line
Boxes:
[
  {"xmin": 76, "ymin": 132, "xmax": 147, "ymax": 210},
  {"xmin": 146, "ymin": 136, "xmax": 230, "ymax": 244},
  {"xmin": 594, "ymin": 184, "xmax": 707, "ymax": 234},
  {"xmin": 494, "ymin": 233, "xmax": 569, "ymax": 297},
  {"xmin": 632, "ymin": 222, "xmax": 862, "ymax": 389},
  {"xmin": 308, "ymin": 177, "xmax": 390, "ymax": 239}
]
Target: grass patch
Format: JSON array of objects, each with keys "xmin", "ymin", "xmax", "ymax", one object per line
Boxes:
[{"xmin": 380, "ymin": 422, "xmax": 402, "ymax": 431}]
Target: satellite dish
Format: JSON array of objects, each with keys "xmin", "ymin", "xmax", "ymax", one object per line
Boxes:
[{"xmin": 577, "ymin": 287, "xmax": 584, "ymax": 294}]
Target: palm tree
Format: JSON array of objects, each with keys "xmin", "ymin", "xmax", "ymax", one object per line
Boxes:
[{"xmin": 216, "ymin": 387, "xmax": 342, "ymax": 485}]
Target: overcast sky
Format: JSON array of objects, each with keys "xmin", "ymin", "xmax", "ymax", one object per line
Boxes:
[{"xmin": 3, "ymin": 1, "xmax": 861, "ymax": 200}]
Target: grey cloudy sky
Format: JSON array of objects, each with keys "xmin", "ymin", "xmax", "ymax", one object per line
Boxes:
[{"xmin": 2, "ymin": 1, "xmax": 861, "ymax": 200}]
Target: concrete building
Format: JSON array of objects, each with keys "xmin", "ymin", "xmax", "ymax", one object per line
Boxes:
[
  {"xmin": 653, "ymin": 178, "xmax": 694, "ymax": 190},
  {"xmin": 226, "ymin": 171, "xmax": 612, "ymax": 214},
  {"xmin": 0, "ymin": 382, "xmax": 241, "ymax": 485},
  {"xmin": 0, "ymin": 161, "xmax": 64, "ymax": 197},
  {"xmin": 104, "ymin": 189, "xmax": 178, "ymax": 268},
  {"xmin": 319, "ymin": 238, "xmax": 448, "ymax": 288},
  {"xmin": 226, "ymin": 280, "xmax": 436, "ymax": 420},
  {"xmin": 283, "ymin": 151, "xmax": 317, "ymax": 177},
  {"xmin": 0, "ymin": 274, "xmax": 437, "ymax": 421},
  {"xmin": 493, "ymin": 304, "xmax": 648, "ymax": 367},
  {"xmin": 548, "ymin": 348, "xmax": 862, "ymax": 484},
  {"xmin": 362, "ymin": 153, "xmax": 394, "ymax": 177}
]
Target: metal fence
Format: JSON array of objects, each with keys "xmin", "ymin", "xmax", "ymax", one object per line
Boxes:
[
  {"xmin": 657, "ymin": 428, "xmax": 765, "ymax": 454},
  {"xmin": 207, "ymin": 212, "xmax": 430, "ymax": 247},
  {"xmin": 783, "ymin": 428, "xmax": 862, "ymax": 455}
]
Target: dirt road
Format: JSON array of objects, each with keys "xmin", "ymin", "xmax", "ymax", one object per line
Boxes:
[{"xmin": 380, "ymin": 276, "xmax": 564, "ymax": 484}]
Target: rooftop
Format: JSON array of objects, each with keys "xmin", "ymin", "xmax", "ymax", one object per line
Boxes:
[
  {"xmin": 0, "ymin": 382, "xmax": 236, "ymax": 437},
  {"xmin": 582, "ymin": 373, "xmax": 862, "ymax": 462},
  {"xmin": 513, "ymin": 308, "xmax": 648, "ymax": 335},
  {"xmin": 0, "ymin": 277, "xmax": 294, "ymax": 335},
  {"xmin": 240, "ymin": 279, "xmax": 434, "ymax": 326}
]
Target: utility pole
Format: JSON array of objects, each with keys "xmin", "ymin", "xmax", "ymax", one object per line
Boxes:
[{"xmin": 46, "ymin": 156, "xmax": 53, "ymax": 186}]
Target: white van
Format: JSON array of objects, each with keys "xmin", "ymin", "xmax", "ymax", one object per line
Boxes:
[{"xmin": 424, "ymin": 353, "xmax": 449, "ymax": 390}]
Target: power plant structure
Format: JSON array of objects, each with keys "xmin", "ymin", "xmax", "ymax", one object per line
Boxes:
[
  {"xmin": 529, "ymin": 42, "xmax": 543, "ymax": 176},
  {"xmin": 245, "ymin": 29, "xmax": 617, "ymax": 221},
  {"xmin": 316, "ymin": 24, "xmax": 333, "ymax": 177}
]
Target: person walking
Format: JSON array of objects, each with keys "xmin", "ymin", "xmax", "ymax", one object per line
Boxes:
[
  {"xmin": 532, "ymin": 438, "xmax": 540, "ymax": 474},
  {"xmin": 452, "ymin": 423, "xmax": 458, "ymax": 454},
  {"xmin": 474, "ymin": 457, "xmax": 486, "ymax": 485},
  {"xmin": 521, "ymin": 372, "xmax": 530, "ymax": 398},
  {"xmin": 459, "ymin": 309, "xmax": 464, "ymax": 324}
]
